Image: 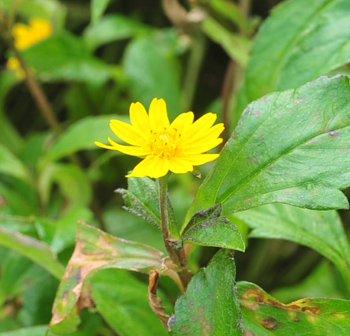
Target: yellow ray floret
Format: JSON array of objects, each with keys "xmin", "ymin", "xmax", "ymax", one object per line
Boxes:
[{"xmin": 95, "ymin": 98, "xmax": 225, "ymax": 178}]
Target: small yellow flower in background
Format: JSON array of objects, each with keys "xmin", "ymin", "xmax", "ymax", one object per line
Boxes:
[
  {"xmin": 95, "ymin": 98, "xmax": 224, "ymax": 178},
  {"xmin": 6, "ymin": 57, "xmax": 25, "ymax": 79},
  {"xmin": 12, "ymin": 18, "xmax": 52, "ymax": 50},
  {"xmin": 6, "ymin": 18, "xmax": 52, "ymax": 79}
]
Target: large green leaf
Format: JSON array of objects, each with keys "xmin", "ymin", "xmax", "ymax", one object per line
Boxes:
[
  {"xmin": 0, "ymin": 226, "xmax": 65, "ymax": 279},
  {"xmin": 46, "ymin": 115, "xmax": 127, "ymax": 161},
  {"xmin": 21, "ymin": 32, "xmax": 110, "ymax": 85},
  {"xmin": 238, "ymin": 281, "xmax": 350, "ymax": 335},
  {"xmin": 0, "ymin": 326, "xmax": 49, "ymax": 336},
  {"xmin": 91, "ymin": 269, "xmax": 168, "ymax": 336},
  {"xmin": 49, "ymin": 222, "xmax": 163, "ymax": 334},
  {"xmin": 243, "ymin": 0, "xmax": 350, "ymax": 102},
  {"xmin": 123, "ymin": 35, "xmax": 182, "ymax": 120},
  {"xmin": 169, "ymin": 249, "xmax": 243, "ymax": 336},
  {"xmin": 234, "ymin": 204, "xmax": 350, "ymax": 284},
  {"xmin": 186, "ymin": 76, "xmax": 350, "ymax": 223}
]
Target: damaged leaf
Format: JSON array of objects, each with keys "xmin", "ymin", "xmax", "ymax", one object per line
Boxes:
[
  {"xmin": 181, "ymin": 204, "xmax": 245, "ymax": 251},
  {"xmin": 238, "ymin": 281, "xmax": 350, "ymax": 335},
  {"xmin": 169, "ymin": 249, "xmax": 243, "ymax": 336},
  {"xmin": 148, "ymin": 270, "xmax": 170, "ymax": 330},
  {"xmin": 49, "ymin": 222, "xmax": 163, "ymax": 334}
]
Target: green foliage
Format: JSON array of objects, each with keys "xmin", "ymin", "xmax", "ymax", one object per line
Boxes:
[
  {"xmin": 169, "ymin": 250, "xmax": 243, "ymax": 336},
  {"xmin": 2, "ymin": 0, "xmax": 350, "ymax": 334}
]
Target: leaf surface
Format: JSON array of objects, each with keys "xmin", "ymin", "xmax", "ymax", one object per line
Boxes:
[
  {"xmin": 182, "ymin": 204, "xmax": 245, "ymax": 251},
  {"xmin": 187, "ymin": 76, "xmax": 350, "ymax": 222},
  {"xmin": 169, "ymin": 249, "xmax": 243, "ymax": 336},
  {"xmin": 238, "ymin": 281, "xmax": 350, "ymax": 336},
  {"xmin": 49, "ymin": 222, "xmax": 163, "ymax": 334},
  {"xmin": 244, "ymin": 0, "xmax": 350, "ymax": 102},
  {"xmin": 234, "ymin": 204, "xmax": 350, "ymax": 283}
]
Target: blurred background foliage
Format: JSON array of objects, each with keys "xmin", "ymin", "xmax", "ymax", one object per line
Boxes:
[{"xmin": 1, "ymin": 0, "xmax": 350, "ymax": 335}]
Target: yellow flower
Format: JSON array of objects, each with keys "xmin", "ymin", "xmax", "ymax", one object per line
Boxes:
[
  {"xmin": 6, "ymin": 18, "xmax": 52, "ymax": 79},
  {"xmin": 12, "ymin": 18, "xmax": 52, "ymax": 50},
  {"xmin": 95, "ymin": 98, "xmax": 224, "ymax": 178},
  {"xmin": 6, "ymin": 57, "xmax": 25, "ymax": 79}
]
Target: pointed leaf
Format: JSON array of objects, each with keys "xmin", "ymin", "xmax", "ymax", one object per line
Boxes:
[
  {"xmin": 116, "ymin": 177, "xmax": 178, "ymax": 236},
  {"xmin": 238, "ymin": 281, "xmax": 350, "ymax": 336},
  {"xmin": 50, "ymin": 222, "xmax": 163, "ymax": 334},
  {"xmin": 187, "ymin": 76, "xmax": 350, "ymax": 221},
  {"xmin": 234, "ymin": 204, "xmax": 350, "ymax": 284},
  {"xmin": 182, "ymin": 204, "xmax": 245, "ymax": 251},
  {"xmin": 91, "ymin": 0, "xmax": 110, "ymax": 25},
  {"xmin": 169, "ymin": 249, "xmax": 243, "ymax": 336}
]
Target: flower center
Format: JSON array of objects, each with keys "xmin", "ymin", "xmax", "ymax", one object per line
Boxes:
[{"xmin": 149, "ymin": 128, "xmax": 182, "ymax": 158}]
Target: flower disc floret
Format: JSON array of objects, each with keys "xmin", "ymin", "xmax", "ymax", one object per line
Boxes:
[{"xmin": 95, "ymin": 98, "xmax": 224, "ymax": 178}]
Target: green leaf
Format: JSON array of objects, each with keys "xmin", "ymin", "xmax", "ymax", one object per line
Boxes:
[
  {"xmin": 21, "ymin": 32, "xmax": 110, "ymax": 85},
  {"xmin": 123, "ymin": 34, "xmax": 182, "ymax": 120},
  {"xmin": 0, "ymin": 227, "xmax": 65, "ymax": 279},
  {"xmin": 169, "ymin": 249, "xmax": 243, "ymax": 336},
  {"xmin": 39, "ymin": 163, "xmax": 92, "ymax": 211},
  {"xmin": 49, "ymin": 222, "xmax": 163, "ymax": 334},
  {"xmin": 116, "ymin": 177, "xmax": 179, "ymax": 237},
  {"xmin": 91, "ymin": 0, "xmax": 110, "ymax": 25},
  {"xmin": 187, "ymin": 76, "xmax": 350, "ymax": 221},
  {"xmin": 91, "ymin": 269, "xmax": 168, "ymax": 336},
  {"xmin": 181, "ymin": 204, "xmax": 245, "ymax": 251},
  {"xmin": 84, "ymin": 14, "xmax": 152, "ymax": 50},
  {"xmin": 0, "ymin": 144, "xmax": 31, "ymax": 182},
  {"xmin": 1, "ymin": 0, "xmax": 66, "ymax": 28},
  {"xmin": 46, "ymin": 114, "xmax": 127, "ymax": 161},
  {"xmin": 202, "ymin": 17, "xmax": 250, "ymax": 66},
  {"xmin": 243, "ymin": 0, "xmax": 350, "ymax": 102},
  {"xmin": 0, "ymin": 326, "xmax": 49, "ymax": 336},
  {"xmin": 234, "ymin": 204, "xmax": 350, "ymax": 285},
  {"xmin": 238, "ymin": 281, "xmax": 350, "ymax": 335},
  {"xmin": 116, "ymin": 177, "xmax": 161, "ymax": 230},
  {"xmin": 272, "ymin": 261, "xmax": 348, "ymax": 302},
  {"xmin": 36, "ymin": 207, "xmax": 93, "ymax": 252}
]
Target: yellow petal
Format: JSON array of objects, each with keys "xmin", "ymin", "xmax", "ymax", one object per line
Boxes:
[
  {"xmin": 149, "ymin": 98, "xmax": 170, "ymax": 130},
  {"xmin": 95, "ymin": 138, "xmax": 148, "ymax": 156},
  {"xmin": 185, "ymin": 138, "xmax": 223, "ymax": 154},
  {"xmin": 183, "ymin": 123, "xmax": 224, "ymax": 145},
  {"xmin": 129, "ymin": 102, "xmax": 150, "ymax": 132},
  {"xmin": 183, "ymin": 113, "xmax": 217, "ymax": 139},
  {"xmin": 170, "ymin": 112, "xmax": 194, "ymax": 133},
  {"xmin": 168, "ymin": 157, "xmax": 193, "ymax": 174},
  {"xmin": 110, "ymin": 120, "xmax": 144, "ymax": 145},
  {"xmin": 127, "ymin": 155, "xmax": 170, "ymax": 178}
]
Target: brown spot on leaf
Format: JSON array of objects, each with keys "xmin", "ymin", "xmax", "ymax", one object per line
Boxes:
[
  {"xmin": 262, "ymin": 317, "xmax": 278, "ymax": 330},
  {"xmin": 243, "ymin": 330, "xmax": 255, "ymax": 336},
  {"xmin": 328, "ymin": 130, "xmax": 339, "ymax": 137},
  {"xmin": 240, "ymin": 288, "xmax": 320, "ymax": 315}
]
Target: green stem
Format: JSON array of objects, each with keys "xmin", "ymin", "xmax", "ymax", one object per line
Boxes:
[
  {"xmin": 158, "ymin": 175, "xmax": 180, "ymax": 264},
  {"xmin": 182, "ymin": 32, "xmax": 206, "ymax": 111},
  {"xmin": 157, "ymin": 176, "xmax": 192, "ymax": 288}
]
